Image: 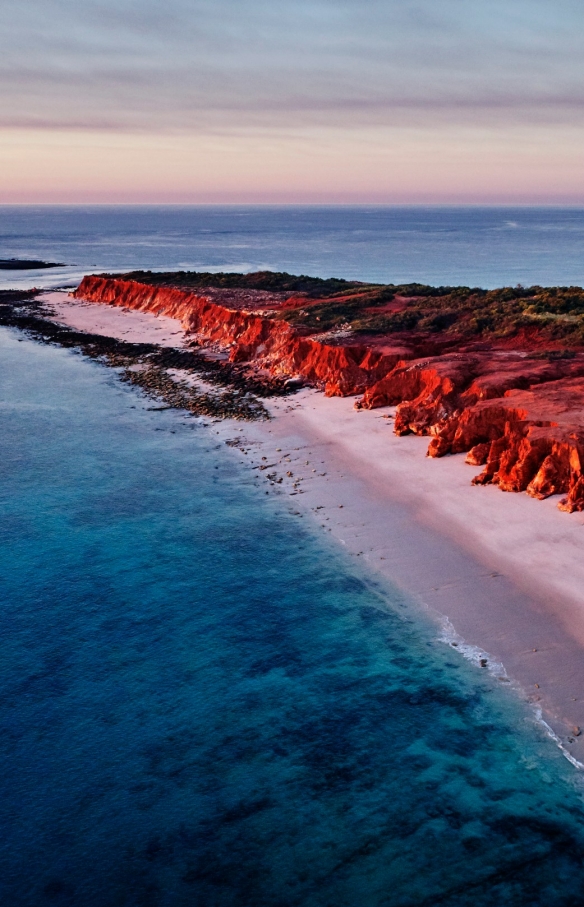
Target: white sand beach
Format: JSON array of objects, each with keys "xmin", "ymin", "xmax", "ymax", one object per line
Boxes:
[
  {"xmin": 233, "ymin": 392, "xmax": 584, "ymax": 759},
  {"xmin": 42, "ymin": 291, "xmax": 187, "ymax": 348},
  {"xmin": 42, "ymin": 291, "xmax": 584, "ymax": 761}
]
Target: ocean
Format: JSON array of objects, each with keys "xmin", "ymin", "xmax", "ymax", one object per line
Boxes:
[
  {"xmin": 3, "ymin": 207, "xmax": 584, "ymax": 905},
  {"xmin": 3, "ymin": 204, "xmax": 584, "ymax": 290}
]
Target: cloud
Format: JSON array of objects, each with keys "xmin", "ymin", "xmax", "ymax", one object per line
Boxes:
[{"xmin": 2, "ymin": 0, "xmax": 584, "ymax": 133}]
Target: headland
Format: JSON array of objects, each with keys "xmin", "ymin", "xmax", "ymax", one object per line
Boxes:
[{"xmin": 75, "ymin": 270, "xmax": 584, "ymax": 514}]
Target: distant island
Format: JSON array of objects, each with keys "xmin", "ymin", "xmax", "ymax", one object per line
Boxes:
[
  {"xmin": 0, "ymin": 258, "xmax": 63, "ymax": 270},
  {"xmin": 74, "ymin": 269, "xmax": 584, "ymax": 514}
]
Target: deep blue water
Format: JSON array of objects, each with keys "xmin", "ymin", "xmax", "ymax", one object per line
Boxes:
[
  {"xmin": 3, "ymin": 331, "xmax": 584, "ymax": 905},
  {"xmin": 3, "ymin": 205, "xmax": 584, "ymax": 290}
]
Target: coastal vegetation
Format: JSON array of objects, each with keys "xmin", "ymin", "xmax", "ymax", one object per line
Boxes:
[
  {"xmin": 120, "ymin": 269, "xmax": 363, "ymax": 297},
  {"xmin": 120, "ymin": 270, "xmax": 584, "ymax": 346},
  {"xmin": 282, "ymin": 284, "xmax": 584, "ymax": 345}
]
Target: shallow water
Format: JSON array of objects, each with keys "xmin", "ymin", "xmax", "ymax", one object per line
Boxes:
[
  {"xmin": 3, "ymin": 205, "xmax": 584, "ymax": 290},
  {"xmin": 2, "ymin": 329, "xmax": 584, "ymax": 905}
]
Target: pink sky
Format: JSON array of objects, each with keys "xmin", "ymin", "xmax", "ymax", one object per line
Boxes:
[{"xmin": 3, "ymin": 1, "xmax": 584, "ymax": 203}]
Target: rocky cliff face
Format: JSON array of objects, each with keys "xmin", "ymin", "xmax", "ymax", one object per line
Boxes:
[
  {"xmin": 431, "ymin": 378, "xmax": 584, "ymax": 512},
  {"xmin": 357, "ymin": 353, "xmax": 584, "ymax": 511},
  {"xmin": 75, "ymin": 276, "xmax": 401, "ymax": 397},
  {"xmin": 75, "ymin": 275, "xmax": 584, "ymax": 512}
]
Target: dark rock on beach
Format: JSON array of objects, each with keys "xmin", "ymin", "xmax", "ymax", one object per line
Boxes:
[{"xmin": 0, "ymin": 290, "xmax": 295, "ymax": 422}]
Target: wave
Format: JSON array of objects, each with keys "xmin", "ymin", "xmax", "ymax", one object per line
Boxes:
[{"xmin": 438, "ymin": 617, "xmax": 584, "ymax": 772}]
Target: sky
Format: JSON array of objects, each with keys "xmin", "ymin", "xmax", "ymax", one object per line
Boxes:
[{"xmin": 2, "ymin": 0, "xmax": 584, "ymax": 203}]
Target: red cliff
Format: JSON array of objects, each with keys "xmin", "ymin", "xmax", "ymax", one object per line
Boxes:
[
  {"xmin": 75, "ymin": 274, "xmax": 584, "ymax": 513},
  {"xmin": 75, "ymin": 276, "xmax": 402, "ymax": 397},
  {"xmin": 357, "ymin": 354, "xmax": 584, "ymax": 511}
]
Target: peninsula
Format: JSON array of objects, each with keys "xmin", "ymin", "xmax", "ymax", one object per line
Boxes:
[{"xmin": 76, "ymin": 270, "xmax": 584, "ymax": 514}]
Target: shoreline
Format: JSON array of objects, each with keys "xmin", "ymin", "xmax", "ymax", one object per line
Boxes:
[
  {"xmin": 34, "ymin": 291, "xmax": 584, "ymax": 763},
  {"xmin": 224, "ymin": 392, "xmax": 584, "ymax": 761}
]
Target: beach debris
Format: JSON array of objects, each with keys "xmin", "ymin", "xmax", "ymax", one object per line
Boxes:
[{"xmin": 573, "ymin": 727, "xmax": 581, "ymax": 737}]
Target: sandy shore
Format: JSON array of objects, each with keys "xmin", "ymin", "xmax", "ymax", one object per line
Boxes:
[
  {"xmin": 42, "ymin": 291, "xmax": 187, "ymax": 347},
  {"xmin": 229, "ymin": 394, "xmax": 584, "ymax": 759},
  {"xmin": 40, "ymin": 291, "xmax": 584, "ymax": 763}
]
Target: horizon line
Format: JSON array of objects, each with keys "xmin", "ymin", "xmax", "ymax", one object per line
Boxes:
[{"xmin": 4, "ymin": 201, "xmax": 584, "ymax": 209}]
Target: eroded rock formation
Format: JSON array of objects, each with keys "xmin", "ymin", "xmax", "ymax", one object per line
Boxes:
[
  {"xmin": 358, "ymin": 356, "xmax": 584, "ymax": 511},
  {"xmin": 75, "ymin": 274, "xmax": 584, "ymax": 512},
  {"xmin": 75, "ymin": 276, "xmax": 404, "ymax": 397}
]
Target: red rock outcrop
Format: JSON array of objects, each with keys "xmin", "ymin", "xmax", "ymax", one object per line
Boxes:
[
  {"xmin": 75, "ymin": 275, "xmax": 584, "ymax": 513},
  {"xmin": 75, "ymin": 276, "xmax": 403, "ymax": 397},
  {"xmin": 358, "ymin": 354, "xmax": 481, "ymax": 435},
  {"xmin": 428, "ymin": 379, "xmax": 584, "ymax": 511},
  {"xmin": 355, "ymin": 348, "xmax": 584, "ymax": 510}
]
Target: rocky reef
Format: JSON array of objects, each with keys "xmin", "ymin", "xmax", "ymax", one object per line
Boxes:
[
  {"xmin": 75, "ymin": 271, "xmax": 584, "ymax": 512},
  {"xmin": 0, "ymin": 290, "xmax": 295, "ymax": 421}
]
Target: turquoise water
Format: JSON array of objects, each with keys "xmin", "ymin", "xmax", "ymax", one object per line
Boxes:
[{"xmin": 3, "ymin": 329, "xmax": 584, "ymax": 904}]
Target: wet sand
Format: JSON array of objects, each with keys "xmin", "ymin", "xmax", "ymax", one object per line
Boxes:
[{"xmin": 41, "ymin": 291, "xmax": 584, "ymax": 763}]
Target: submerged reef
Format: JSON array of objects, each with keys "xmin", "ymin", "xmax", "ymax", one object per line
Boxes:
[{"xmin": 75, "ymin": 271, "xmax": 584, "ymax": 513}]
